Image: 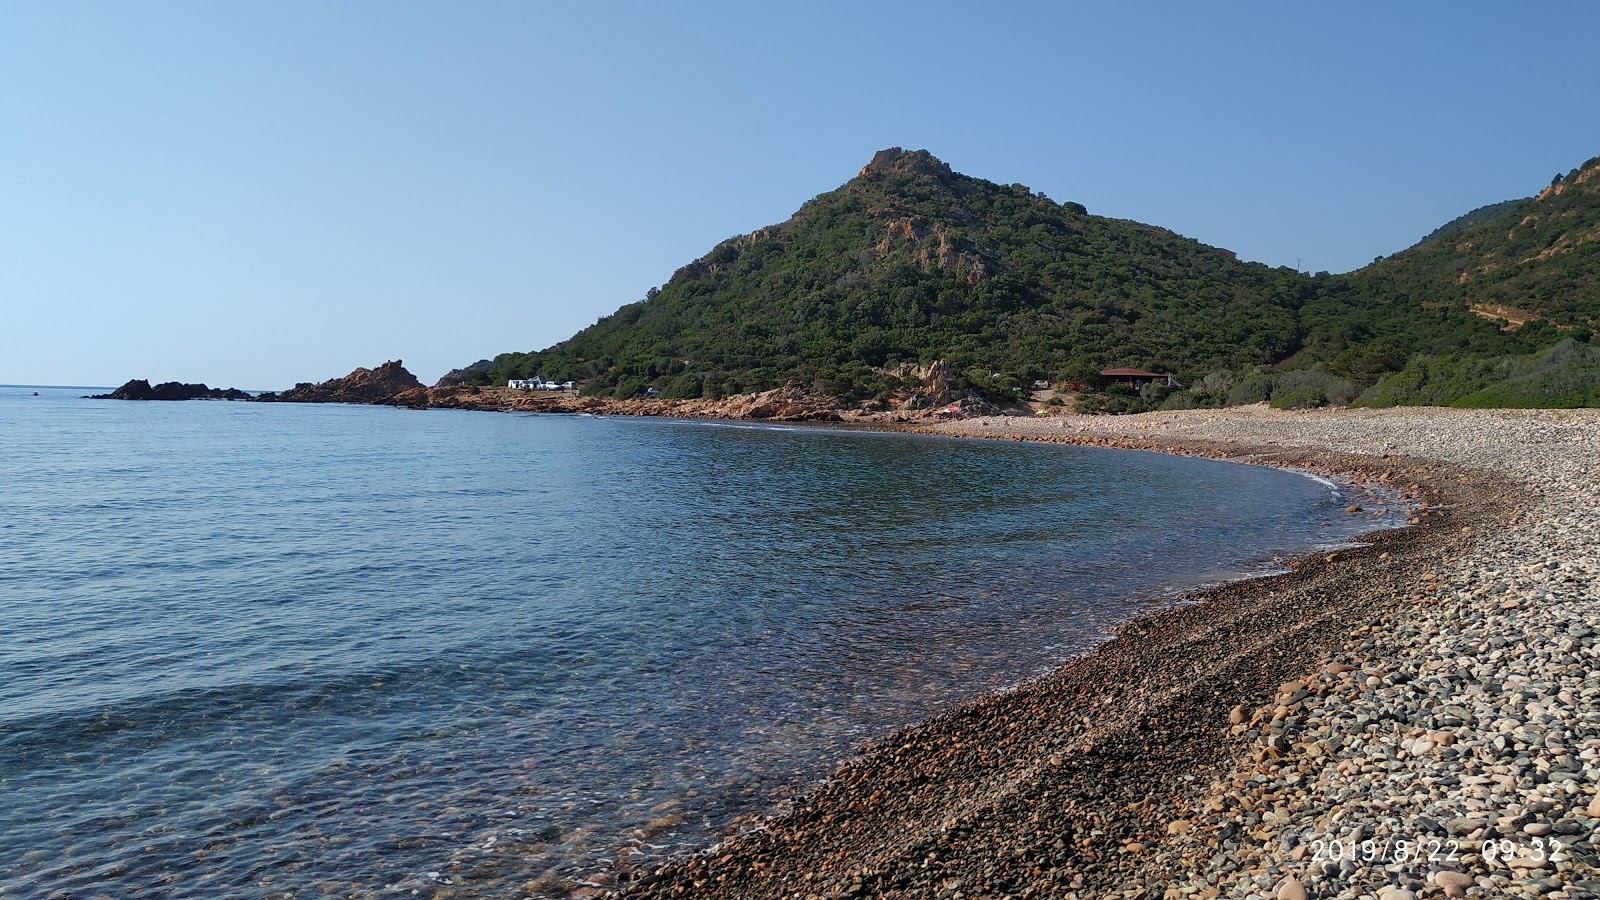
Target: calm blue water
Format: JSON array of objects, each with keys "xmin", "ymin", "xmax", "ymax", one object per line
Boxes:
[{"xmin": 0, "ymin": 386, "xmax": 1395, "ymax": 898}]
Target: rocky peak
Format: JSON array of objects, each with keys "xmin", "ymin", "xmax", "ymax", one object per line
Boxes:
[
  {"xmin": 859, "ymin": 147, "xmax": 954, "ymax": 181},
  {"xmin": 262, "ymin": 359, "xmax": 424, "ymax": 404},
  {"xmin": 364, "ymin": 360, "xmax": 423, "ymax": 390},
  {"xmin": 1536, "ymin": 155, "xmax": 1600, "ymax": 202}
]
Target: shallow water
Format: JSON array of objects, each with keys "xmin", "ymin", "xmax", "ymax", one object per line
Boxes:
[{"xmin": 0, "ymin": 386, "xmax": 1395, "ymax": 897}]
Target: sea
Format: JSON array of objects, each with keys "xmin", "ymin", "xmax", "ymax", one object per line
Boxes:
[{"xmin": 0, "ymin": 385, "xmax": 1397, "ymax": 898}]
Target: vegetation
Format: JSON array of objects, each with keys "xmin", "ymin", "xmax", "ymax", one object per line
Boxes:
[
  {"xmin": 1410, "ymin": 198, "xmax": 1523, "ymax": 248},
  {"xmin": 450, "ymin": 149, "xmax": 1600, "ymax": 410},
  {"xmin": 1359, "ymin": 339, "xmax": 1600, "ymax": 408},
  {"xmin": 1349, "ymin": 156, "xmax": 1600, "ymax": 331}
]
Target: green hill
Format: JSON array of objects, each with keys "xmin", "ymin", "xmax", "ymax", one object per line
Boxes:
[
  {"xmin": 456, "ymin": 148, "xmax": 1319, "ymax": 401},
  {"xmin": 1302, "ymin": 155, "xmax": 1600, "ymax": 409},
  {"xmin": 1349, "ymin": 155, "xmax": 1600, "ymax": 333},
  {"xmin": 1369, "ymin": 156, "xmax": 1593, "ymax": 328},
  {"xmin": 453, "ymin": 148, "xmax": 1600, "ymax": 409},
  {"xmin": 1412, "ymin": 198, "xmax": 1522, "ymax": 248}
]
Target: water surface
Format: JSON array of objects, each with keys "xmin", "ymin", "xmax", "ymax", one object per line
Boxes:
[{"xmin": 0, "ymin": 386, "xmax": 1394, "ymax": 897}]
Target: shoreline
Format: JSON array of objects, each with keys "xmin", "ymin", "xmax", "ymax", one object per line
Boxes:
[
  {"xmin": 58, "ymin": 387, "xmax": 1599, "ymax": 895},
  {"xmin": 609, "ymin": 407, "xmax": 1598, "ymax": 899}
]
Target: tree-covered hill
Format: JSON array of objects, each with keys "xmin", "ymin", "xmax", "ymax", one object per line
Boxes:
[
  {"xmin": 1259, "ymin": 154, "xmax": 1600, "ymax": 410},
  {"xmin": 451, "ymin": 148, "xmax": 1600, "ymax": 409},
  {"xmin": 1411, "ymin": 198, "xmax": 1522, "ymax": 248},
  {"xmin": 1351, "ymin": 155, "xmax": 1600, "ymax": 333},
  {"xmin": 455, "ymin": 148, "xmax": 1321, "ymax": 400}
]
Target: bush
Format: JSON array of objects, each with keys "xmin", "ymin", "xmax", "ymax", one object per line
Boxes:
[
  {"xmin": 1156, "ymin": 370, "xmax": 1233, "ymax": 409},
  {"xmin": 1326, "ymin": 378, "xmax": 1361, "ymax": 406},
  {"xmin": 1270, "ymin": 387, "xmax": 1323, "ymax": 409},
  {"xmin": 1197, "ymin": 370, "xmax": 1236, "ymax": 395},
  {"xmin": 1076, "ymin": 392, "xmax": 1150, "ymax": 415},
  {"xmin": 1355, "ymin": 339, "xmax": 1600, "ymax": 408},
  {"xmin": 1270, "ymin": 368, "xmax": 1340, "ymax": 409},
  {"xmin": 1226, "ymin": 373, "xmax": 1274, "ymax": 405},
  {"xmin": 612, "ymin": 377, "xmax": 648, "ymax": 399},
  {"xmin": 1329, "ymin": 342, "xmax": 1407, "ymax": 381},
  {"xmin": 661, "ymin": 372, "xmax": 705, "ymax": 399},
  {"xmin": 1140, "ymin": 381, "xmax": 1178, "ymax": 404}
]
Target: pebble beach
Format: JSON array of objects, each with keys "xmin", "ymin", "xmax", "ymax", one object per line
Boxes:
[{"xmin": 612, "ymin": 405, "xmax": 1600, "ymax": 900}]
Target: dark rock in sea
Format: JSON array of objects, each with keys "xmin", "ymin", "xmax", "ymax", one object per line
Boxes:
[
  {"xmin": 254, "ymin": 360, "xmax": 424, "ymax": 405},
  {"xmin": 90, "ymin": 379, "xmax": 252, "ymax": 401}
]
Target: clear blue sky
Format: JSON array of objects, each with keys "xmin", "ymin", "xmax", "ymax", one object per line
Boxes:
[{"xmin": 3, "ymin": 2, "xmax": 1596, "ymax": 389}]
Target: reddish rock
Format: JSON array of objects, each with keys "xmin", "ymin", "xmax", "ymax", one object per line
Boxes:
[{"xmin": 258, "ymin": 360, "xmax": 423, "ymax": 405}]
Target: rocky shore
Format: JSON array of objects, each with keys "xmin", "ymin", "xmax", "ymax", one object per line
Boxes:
[
  {"xmin": 606, "ymin": 406, "xmax": 1598, "ymax": 900},
  {"xmin": 390, "ymin": 383, "xmax": 856, "ymax": 420},
  {"xmin": 89, "ymin": 379, "xmax": 252, "ymax": 401},
  {"xmin": 254, "ymin": 359, "xmax": 426, "ymax": 404},
  {"xmin": 88, "ymin": 361, "xmax": 904, "ymax": 420}
]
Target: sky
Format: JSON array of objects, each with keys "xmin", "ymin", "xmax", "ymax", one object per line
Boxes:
[{"xmin": 3, "ymin": 2, "xmax": 1596, "ymax": 389}]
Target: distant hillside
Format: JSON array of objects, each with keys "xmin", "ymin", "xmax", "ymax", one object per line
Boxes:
[
  {"xmin": 456, "ymin": 148, "xmax": 1318, "ymax": 400},
  {"xmin": 1350, "ymin": 156, "xmax": 1600, "ymax": 334},
  {"xmin": 453, "ymin": 149, "xmax": 1600, "ymax": 410},
  {"xmin": 1412, "ymin": 198, "xmax": 1522, "ymax": 248}
]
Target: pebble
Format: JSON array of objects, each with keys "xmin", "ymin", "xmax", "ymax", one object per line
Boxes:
[{"xmin": 933, "ymin": 408, "xmax": 1600, "ymax": 900}]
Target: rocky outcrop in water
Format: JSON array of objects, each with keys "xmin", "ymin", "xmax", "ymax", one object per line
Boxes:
[
  {"xmin": 90, "ymin": 379, "xmax": 252, "ymax": 401},
  {"xmin": 256, "ymin": 360, "xmax": 424, "ymax": 404}
]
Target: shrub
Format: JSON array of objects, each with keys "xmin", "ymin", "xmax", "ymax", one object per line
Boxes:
[
  {"xmin": 660, "ymin": 372, "xmax": 705, "ymax": 399},
  {"xmin": 1355, "ymin": 339, "xmax": 1600, "ymax": 408},
  {"xmin": 1226, "ymin": 373, "xmax": 1274, "ymax": 405},
  {"xmin": 1270, "ymin": 387, "xmax": 1324, "ymax": 409},
  {"xmin": 1326, "ymin": 378, "xmax": 1361, "ymax": 406},
  {"xmin": 1270, "ymin": 368, "xmax": 1340, "ymax": 409},
  {"xmin": 1140, "ymin": 381, "xmax": 1178, "ymax": 404},
  {"xmin": 1076, "ymin": 392, "xmax": 1150, "ymax": 415},
  {"xmin": 612, "ymin": 377, "xmax": 648, "ymax": 399}
]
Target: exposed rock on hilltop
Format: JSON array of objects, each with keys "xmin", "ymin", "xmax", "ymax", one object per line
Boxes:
[
  {"xmin": 90, "ymin": 379, "xmax": 252, "ymax": 401},
  {"xmin": 859, "ymin": 145, "xmax": 954, "ymax": 180},
  {"xmin": 257, "ymin": 360, "xmax": 424, "ymax": 404}
]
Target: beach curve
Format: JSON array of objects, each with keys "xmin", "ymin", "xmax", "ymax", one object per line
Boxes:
[{"xmin": 607, "ymin": 405, "xmax": 1598, "ymax": 899}]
